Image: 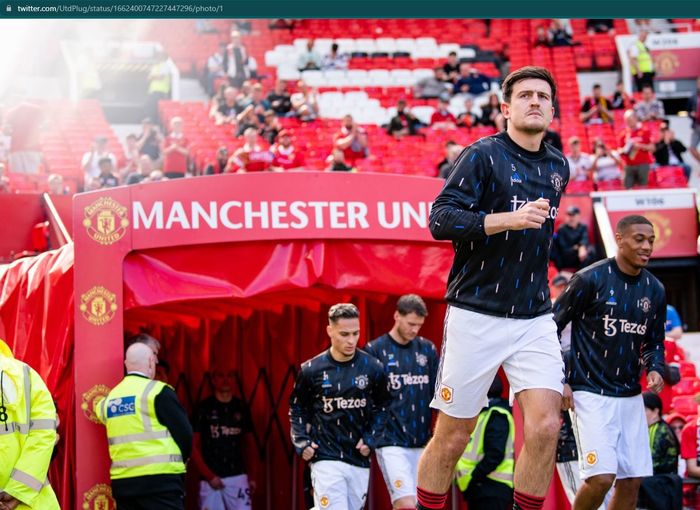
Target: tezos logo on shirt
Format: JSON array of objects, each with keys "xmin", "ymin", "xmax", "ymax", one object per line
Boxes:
[
  {"xmin": 322, "ymin": 396, "xmax": 367, "ymax": 413},
  {"xmin": 603, "ymin": 315, "xmax": 647, "ymax": 337},
  {"xmin": 510, "ymin": 195, "xmax": 558, "ymax": 219},
  {"xmin": 107, "ymin": 396, "xmax": 136, "ymax": 418}
]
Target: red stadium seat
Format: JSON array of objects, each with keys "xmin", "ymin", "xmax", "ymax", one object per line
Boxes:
[
  {"xmin": 673, "ymin": 377, "xmax": 700, "ymax": 397},
  {"xmin": 680, "ymin": 361, "xmax": 698, "ymax": 379},
  {"xmin": 671, "ymin": 395, "xmax": 698, "ymax": 416}
]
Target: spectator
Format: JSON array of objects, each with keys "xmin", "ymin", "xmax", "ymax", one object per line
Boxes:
[
  {"xmin": 266, "ymin": 79, "xmax": 292, "ymax": 116},
  {"xmin": 611, "ymin": 80, "xmax": 633, "ymax": 110},
  {"xmin": 387, "ymin": 99, "xmax": 420, "ymax": 138},
  {"xmin": 457, "ymin": 97, "xmax": 479, "ymax": 128},
  {"xmin": 665, "ymin": 304, "xmax": 683, "ymax": 340},
  {"xmin": 118, "ymin": 133, "xmax": 140, "ymax": 181},
  {"xmin": 681, "ymin": 398, "xmax": 700, "ymax": 483},
  {"xmin": 638, "ymin": 392, "xmax": 682, "ymax": 510},
  {"xmin": 654, "ymin": 127, "xmax": 691, "ymax": 180},
  {"xmin": 618, "ymin": 109, "xmax": 655, "ymax": 188},
  {"xmin": 136, "ymin": 118, "xmax": 163, "ymax": 162},
  {"xmin": 551, "ymin": 206, "xmax": 595, "ymax": 270},
  {"xmin": 94, "ymin": 157, "xmax": 119, "ymax": 189},
  {"xmin": 297, "ymin": 39, "xmax": 322, "ymax": 71},
  {"xmin": 4, "ymin": 101, "xmax": 43, "ymax": 174},
  {"xmin": 548, "ymin": 19, "xmax": 574, "ymax": 46},
  {"xmin": 629, "ymin": 30, "xmax": 655, "ymax": 92},
  {"xmin": 147, "ymin": 51, "xmax": 171, "ymax": 122},
  {"xmin": 438, "ymin": 142, "xmax": 464, "ymax": 179},
  {"xmin": 436, "ymin": 140, "xmax": 458, "ymax": 174},
  {"xmin": 634, "ymin": 85, "xmax": 665, "ymax": 121},
  {"xmin": 239, "ymin": 83, "xmax": 270, "ymax": 123},
  {"xmin": 443, "ymin": 51, "xmax": 460, "ymax": 82},
  {"xmin": 235, "ymin": 104, "xmax": 261, "ymax": 137},
  {"xmin": 566, "ymin": 136, "xmax": 593, "ymax": 181},
  {"xmin": 334, "ymin": 114, "xmax": 368, "ymax": 164},
  {"xmin": 47, "ymin": 173, "xmax": 66, "ymax": 195},
  {"xmin": 204, "ymin": 146, "xmax": 232, "ymax": 175},
  {"xmin": 587, "ymin": 19, "xmax": 615, "ymax": 34},
  {"xmin": 148, "ymin": 169, "xmax": 167, "ymax": 182},
  {"xmin": 326, "ymin": 148, "xmax": 354, "ymax": 172},
  {"xmin": 0, "ymin": 161, "xmax": 10, "ymax": 192},
  {"xmin": 454, "ymin": 64, "xmax": 491, "ymax": 96},
  {"xmin": 161, "ymin": 116, "xmax": 190, "ymax": 179},
  {"xmin": 213, "ymin": 86, "xmax": 240, "ymax": 125},
  {"xmin": 191, "ymin": 366, "xmax": 254, "ymax": 510},
  {"xmin": 232, "ymin": 127, "xmax": 274, "ymax": 173},
  {"xmin": 580, "ymin": 84, "xmax": 613, "ymax": 124},
  {"xmin": 290, "ymin": 81, "xmax": 319, "ymax": 121},
  {"xmin": 431, "ymin": 98, "xmax": 457, "ymax": 131},
  {"xmin": 81, "ymin": 136, "xmax": 117, "ymax": 185},
  {"xmin": 591, "ymin": 139, "xmax": 623, "ymax": 182},
  {"xmin": 322, "ymin": 43, "xmax": 349, "ymax": 70},
  {"xmin": 260, "ymin": 110, "xmax": 282, "ymax": 144},
  {"xmin": 414, "ymin": 67, "xmax": 452, "ymax": 100},
  {"xmin": 126, "ymin": 154, "xmax": 155, "ymax": 184},
  {"xmin": 533, "ymin": 26, "xmax": 551, "ymax": 48},
  {"xmin": 271, "ymin": 130, "xmax": 305, "ymax": 171},
  {"xmin": 666, "ymin": 413, "xmax": 686, "ymax": 444},
  {"xmin": 224, "ymin": 30, "xmax": 251, "ymax": 88},
  {"xmin": 479, "ymin": 93, "xmax": 502, "ymax": 128},
  {"xmin": 688, "ymin": 76, "xmax": 700, "ymax": 164},
  {"xmin": 205, "ymin": 42, "xmax": 227, "ymax": 95},
  {"xmin": 543, "ymin": 129, "xmax": 563, "ymax": 151}
]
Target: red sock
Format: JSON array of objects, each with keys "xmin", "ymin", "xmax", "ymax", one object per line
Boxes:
[
  {"xmin": 513, "ymin": 490, "xmax": 545, "ymax": 510},
  {"xmin": 416, "ymin": 487, "xmax": 447, "ymax": 509}
]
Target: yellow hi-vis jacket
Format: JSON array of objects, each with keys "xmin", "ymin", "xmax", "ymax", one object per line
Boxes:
[
  {"xmin": 94, "ymin": 375, "xmax": 185, "ymax": 480},
  {"xmin": 631, "ymin": 40, "xmax": 654, "ymax": 74},
  {"xmin": 0, "ymin": 342, "xmax": 60, "ymax": 509},
  {"xmin": 455, "ymin": 405, "xmax": 515, "ymax": 491}
]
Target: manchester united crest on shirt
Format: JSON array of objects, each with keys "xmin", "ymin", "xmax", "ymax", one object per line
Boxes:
[
  {"xmin": 415, "ymin": 352, "xmax": 428, "ymax": 367},
  {"xmin": 355, "ymin": 374, "xmax": 369, "ymax": 389},
  {"xmin": 637, "ymin": 297, "xmax": 652, "ymax": 313},
  {"xmin": 550, "ymin": 172, "xmax": 564, "ymax": 192}
]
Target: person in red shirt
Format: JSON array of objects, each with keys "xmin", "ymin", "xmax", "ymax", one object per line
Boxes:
[
  {"xmin": 333, "ymin": 115, "xmax": 368, "ymax": 164},
  {"xmin": 161, "ymin": 117, "xmax": 190, "ymax": 179},
  {"xmin": 430, "ymin": 98, "xmax": 457, "ymax": 131},
  {"xmin": 232, "ymin": 127, "xmax": 274, "ymax": 173},
  {"xmin": 617, "ymin": 109, "xmax": 655, "ymax": 188},
  {"xmin": 271, "ymin": 130, "xmax": 305, "ymax": 171},
  {"xmin": 680, "ymin": 409, "xmax": 700, "ymax": 507}
]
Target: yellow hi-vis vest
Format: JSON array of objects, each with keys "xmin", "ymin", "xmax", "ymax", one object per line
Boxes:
[
  {"xmin": 0, "ymin": 354, "xmax": 60, "ymax": 509},
  {"xmin": 95, "ymin": 375, "xmax": 185, "ymax": 480},
  {"xmin": 631, "ymin": 40, "xmax": 654, "ymax": 74},
  {"xmin": 148, "ymin": 63, "xmax": 171, "ymax": 94},
  {"xmin": 455, "ymin": 406, "xmax": 515, "ymax": 491}
]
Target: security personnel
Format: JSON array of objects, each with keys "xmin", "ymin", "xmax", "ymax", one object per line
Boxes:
[
  {"xmin": 628, "ymin": 30, "xmax": 655, "ymax": 92},
  {"xmin": 0, "ymin": 338, "xmax": 60, "ymax": 510},
  {"xmin": 94, "ymin": 342, "xmax": 192, "ymax": 510},
  {"xmin": 455, "ymin": 377, "xmax": 514, "ymax": 510}
]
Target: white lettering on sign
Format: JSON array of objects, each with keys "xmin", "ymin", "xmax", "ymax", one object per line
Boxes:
[
  {"xmin": 604, "ymin": 191, "xmax": 694, "ymax": 211},
  {"xmin": 132, "ymin": 200, "xmax": 429, "ymax": 231}
]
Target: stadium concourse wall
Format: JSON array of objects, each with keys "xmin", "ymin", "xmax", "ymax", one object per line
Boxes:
[{"xmin": 0, "ymin": 172, "xmax": 582, "ymax": 509}]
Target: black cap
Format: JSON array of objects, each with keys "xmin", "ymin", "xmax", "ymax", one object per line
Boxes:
[{"xmin": 566, "ymin": 206, "xmax": 580, "ymax": 215}]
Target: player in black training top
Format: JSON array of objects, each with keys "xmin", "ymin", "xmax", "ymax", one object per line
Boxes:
[
  {"xmin": 191, "ymin": 367, "xmax": 253, "ymax": 510},
  {"xmin": 416, "ymin": 66, "xmax": 569, "ymax": 510},
  {"xmin": 364, "ymin": 294, "xmax": 438, "ymax": 510},
  {"xmin": 289, "ymin": 303, "xmax": 390, "ymax": 510},
  {"xmin": 553, "ymin": 214, "xmax": 665, "ymax": 510}
]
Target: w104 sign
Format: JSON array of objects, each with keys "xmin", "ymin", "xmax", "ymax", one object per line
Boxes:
[{"xmin": 600, "ymin": 189, "xmax": 698, "ymax": 258}]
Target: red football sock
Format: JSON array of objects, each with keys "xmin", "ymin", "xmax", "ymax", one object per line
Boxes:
[
  {"xmin": 513, "ymin": 490, "xmax": 545, "ymax": 510},
  {"xmin": 416, "ymin": 487, "xmax": 447, "ymax": 509}
]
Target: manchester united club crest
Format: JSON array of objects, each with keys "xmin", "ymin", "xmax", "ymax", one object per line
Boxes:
[
  {"xmin": 319, "ymin": 495, "xmax": 330, "ymax": 508},
  {"xmin": 81, "ymin": 384, "xmax": 111, "ymax": 423},
  {"xmin": 355, "ymin": 374, "xmax": 369, "ymax": 390},
  {"xmin": 637, "ymin": 297, "xmax": 652, "ymax": 313},
  {"xmin": 80, "ymin": 286, "xmax": 117, "ymax": 326},
  {"xmin": 82, "ymin": 483, "xmax": 115, "ymax": 510},
  {"xmin": 550, "ymin": 172, "xmax": 564, "ymax": 193},
  {"xmin": 415, "ymin": 352, "xmax": 428, "ymax": 367},
  {"xmin": 654, "ymin": 52, "xmax": 680, "ymax": 78},
  {"xmin": 83, "ymin": 197, "xmax": 129, "ymax": 245},
  {"xmin": 439, "ymin": 384, "xmax": 453, "ymax": 403}
]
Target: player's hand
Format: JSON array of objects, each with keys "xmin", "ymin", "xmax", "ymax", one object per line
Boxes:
[
  {"xmin": 356, "ymin": 438, "xmax": 371, "ymax": 457},
  {"xmin": 208, "ymin": 476, "xmax": 225, "ymax": 490},
  {"xmin": 578, "ymin": 245, "xmax": 588, "ymax": 261},
  {"xmin": 647, "ymin": 371, "xmax": 664, "ymax": 394},
  {"xmin": 561, "ymin": 383, "xmax": 574, "ymax": 410},
  {"xmin": 508, "ymin": 198, "xmax": 550, "ymax": 230},
  {"xmin": 302, "ymin": 442, "xmax": 318, "ymax": 461}
]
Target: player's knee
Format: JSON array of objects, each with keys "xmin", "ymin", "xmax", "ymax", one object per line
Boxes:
[
  {"xmin": 584, "ymin": 474, "xmax": 615, "ymax": 493},
  {"xmin": 526, "ymin": 413, "xmax": 560, "ymax": 445},
  {"xmin": 433, "ymin": 426, "xmax": 470, "ymax": 458}
]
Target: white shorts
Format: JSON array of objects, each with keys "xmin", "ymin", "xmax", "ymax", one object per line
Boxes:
[
  {"xmin": 375, "ymin": 446, "xmax": 422, "ymax": 503},
  {"xmin": 556, "ymin": 460, "xmax": 609, "ymax": 508},
  {"xmin": 571, "ymin": 391, "xmax": 652, "ymax": 480},
  {"xmin": 310, "ymin": 460, "xmax": 369, "ymax": 510},
  {"xmin": 431, "ymin": 306, "xmax": 564, "ymax": 418},
  {"xmin": 199, "ymin": 474, "xmax": 251, "ymax": 510}
]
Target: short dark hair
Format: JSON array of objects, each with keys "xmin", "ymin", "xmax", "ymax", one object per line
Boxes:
[
  {"xmin": 331, "ymin": 43, "xmax": 339, "ymax": 52},
  {"xmin": 448, "ymin": 51, "xmax": 457, "ymax": 57},
  {"xmin": 396, "ymin": 294, "xmax": 428, "ymax": 317},
  {"xmin": 328, "ymin": 303, "xmax": 359, "ymax": 323},
  {"xmin": 616, "ymin": 215, "xmax": 653, "ymax": 234},
  {"xmin": 501, "ymin": 66, "xmax": 556, "ymax": 104},
  {"xmin": 643, "ymin": 391, "xmax": 662, "ymax": 413},
  {"xmin": 98, "ymin": 157, "xmax": 114, "ymax": 166},
  {"xmin": 592, "ymin": 83, "xmax": 601, "ymax": 89}
]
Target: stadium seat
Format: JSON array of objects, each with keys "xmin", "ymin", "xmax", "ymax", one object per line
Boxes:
[
  {"xmin": 673, "ymin": 377, "xmax": 700, "ymax": 397},
  {"xmin": 671, "ymin": 395, "xmax": 697, "ymax": 416},
  {"xmin": 680, "ymin": 361, "xmax": 697, "ymax": 378}
]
